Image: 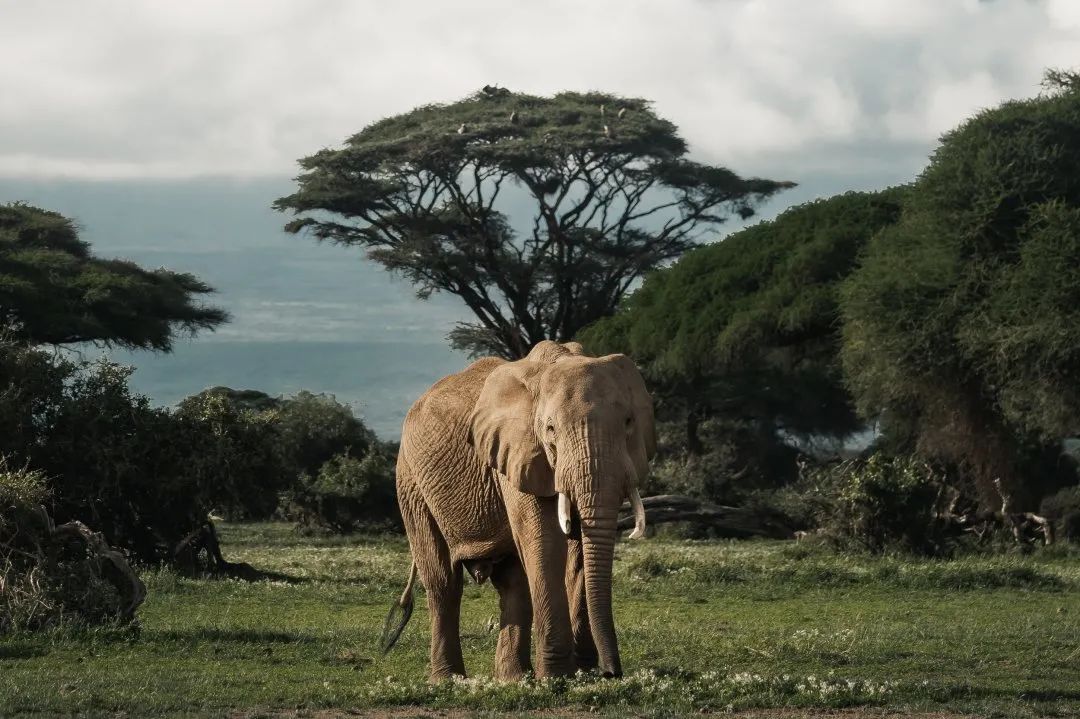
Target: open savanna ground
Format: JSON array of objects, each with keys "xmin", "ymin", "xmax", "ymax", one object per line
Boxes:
[{"xmin": 2, "ymin": 523, "xmax": 1078, "ymax": 718}]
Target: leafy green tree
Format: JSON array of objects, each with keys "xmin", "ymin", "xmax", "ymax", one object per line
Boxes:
[
  {"xmin": 581, "ymin": 190, "xmax": 905, "ymax": 498},
  {"xmin": 0, "ymin": 202, "xmax": 227, "ymax": 350},
  {"xmin": 840, "ymin": 71, "xmax": 1080, "ymax": 508},
  {"xmin": 275, "ymin": 88, "xmax": 792, "ymax": 358},
  {"xmin": 0, "ymin": 342, "xmax": 211, "ymax": 562}
]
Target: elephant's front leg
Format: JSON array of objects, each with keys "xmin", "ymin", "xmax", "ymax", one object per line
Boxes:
[{"xmin": 506, "ymin": 492, "xmax": 575, "ymax": 677}]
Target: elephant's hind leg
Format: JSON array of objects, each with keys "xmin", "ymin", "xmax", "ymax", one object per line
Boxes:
[
  {"xmin": 398, "ymin": 476, "xmax": 466, "ymax": 680},
  {"xmin": 491, "ymin": 555, "xmax": 532, "ymax": 680}
]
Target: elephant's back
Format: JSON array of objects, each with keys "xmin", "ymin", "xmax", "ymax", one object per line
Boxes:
[{"xmin": 402, "ymin": 356, "xmax": 504, "ymax": 437}]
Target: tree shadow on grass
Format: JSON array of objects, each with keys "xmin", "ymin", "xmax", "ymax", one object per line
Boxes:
[
  {"xmin": 0, "ymin": 643, "xmax": 48, "ymax": 660},
  {"xmin": 153, "ymin": 628, "xmax": 319, "ymax": 644}
]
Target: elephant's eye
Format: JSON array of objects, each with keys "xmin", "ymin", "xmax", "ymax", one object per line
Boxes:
[
  {"xmin": 625, "ymin": 415, "xmax": 634, "ymax": 431},
  {"xmin": 545, "ymin": 422, "xmax": 556, "ymax": 437}
]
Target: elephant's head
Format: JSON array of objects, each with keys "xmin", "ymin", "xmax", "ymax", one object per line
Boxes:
[{"xmin": 469, "ymin": 345, "xmax": 655, "ymax": 677}]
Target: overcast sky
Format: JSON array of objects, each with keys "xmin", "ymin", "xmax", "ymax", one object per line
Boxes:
[{"xmin": 3, "ymin": 0, "xmax": 1079, "ymax": 186}]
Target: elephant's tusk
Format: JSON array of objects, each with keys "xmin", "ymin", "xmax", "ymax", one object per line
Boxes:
[
  {"xmin": 557, "ymin": 492, "xmax": 572, "ymax": 535},
  {"xmin": 627, "ymin": 485, "xmax": 647, "ymax": 540}
]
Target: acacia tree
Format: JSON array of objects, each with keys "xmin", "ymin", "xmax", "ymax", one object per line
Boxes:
[
  {"xmin": 275, "ymin": 88, "xmax": 792, "ymax": 358},
  {"xmin": 0, "ymin": 202, "xmax": 227, "ymax": 350},
  {"xmin": 840, "ymin": 71, "xmax": 1080, "ymax": 508}
]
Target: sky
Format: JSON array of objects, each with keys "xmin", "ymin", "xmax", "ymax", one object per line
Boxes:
[
  {"xmin": 3, "ymin": 0, "xmax": 1080, "ymax": 436},
  {"xmin": 3, "ymin": 0, "xmax": 1079, "ymax": 185}
]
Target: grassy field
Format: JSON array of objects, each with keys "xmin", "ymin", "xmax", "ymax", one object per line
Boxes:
[{"xmin": 2, "ymin": 523, "xmax": 1079, "ymax": 718}]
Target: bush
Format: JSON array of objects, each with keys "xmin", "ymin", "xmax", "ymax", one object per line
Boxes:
[
  {"xmin": 779, "ymin": 453, "xmax": 944, "ymax": 554},
  {"xmin": 1, "ymin": 459, "xmax": 144, "ymax": 632},
  {"xmin": 0, "ymin": 345, "xmax": 211, "ymax": 563},
  {"xmin": 175, "ymin": 390, "xmax": 290, "ymax": 520},
  {"xmin": 178, "ymin": 388, "xmax": 387, "ymax": 523},
  {"xmin": 643, "ymin": 417, "xmax": 800, "ymax": 505},
  {"xmin": 282, "ymin": 451, "xmax": 398, "ymax": 533},
  {"xmin": 1040, "ymin": 485, "xmax": 1080, "ymax": 542}
]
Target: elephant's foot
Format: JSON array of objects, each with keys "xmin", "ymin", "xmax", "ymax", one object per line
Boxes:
[
  {"xmin": 533, "ymin": 646, "xmax": 576, "ymax": 678},
  {"xmin": 428, "ymin": 664, "xmax": 466, "ymax": 683},
  {"xmin": 494, "ymin": 623, "xmax": 531, "ymax": 680}
]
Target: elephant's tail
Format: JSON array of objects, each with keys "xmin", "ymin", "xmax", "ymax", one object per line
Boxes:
[{"xmin": 380, "ymin": 562, "xmax": 417, "ymax": 655}]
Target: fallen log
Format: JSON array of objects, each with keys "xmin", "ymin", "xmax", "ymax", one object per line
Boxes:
[
  {"xmin": 618, "ymin": 494, "xmax": 793, "ymax": 539},
  {"xmin": 173, "ymin": 520, "xmax": 259, "ymax": 579}
]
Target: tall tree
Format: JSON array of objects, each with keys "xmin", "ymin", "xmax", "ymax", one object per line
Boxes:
[
  {"xmin": 275, "ymin": 88, "xmax": 792, "ymax": 358},
  {"xmin": 0, "ymin": 203, "xmax": 227, "ymax": 350},
  {"xmin": 840, "ymin": 70, "xmax": 1080, "ymax": 508},
  {"xmin": 581, "ymin": 190, "xmax": 904, "ymax": 496}
]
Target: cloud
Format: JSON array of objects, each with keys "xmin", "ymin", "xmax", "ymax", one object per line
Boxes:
[{"xmin": 0, "ymin": 0, "xmax": 1076, "ymax": 181}]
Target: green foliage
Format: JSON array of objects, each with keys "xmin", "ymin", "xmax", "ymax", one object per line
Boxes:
[
  {"xmin": 0, "ymin": 202, "xmax": 227, "ymax": 350},
  {"xmin": 581, "ymin": 190, "xmax": 905, "ymax": 501},
  {"xmin": 180, "ymin": 387, "xmax": 393, "ymax": 528},
  {"xmin": 0, "ymin": 342, "xmax": 398, "ymax": 562},
  {"xmin": 273, "ymin": 390, "xmax": 378, "ymax": 477},
  {"xmin": 174, "ymin": 391, "xmax": 290, "ymax": 519},
  {"xmin": 0, "ymin": 457, "xmax": 49, "ymax": 507},
  {"xmin": 276, "ymin": 88, "xmax": 791, "ymax": 358},
  {"xmin": 645, "ymin": 417, "xmax": 800, "ymax": 505},
  {"xmin": 1, "ymin": 346, "xmax": 210, "ymax": 562},
  {"xmin": 281, "ymin": 452, "xmax": 398, "ymax": 533},
  {"xmin": 1040, "ymin": 485, "xmax": 1080, "ymax": 542},
  {"xmin": 780, "ymin": 454, "xmax": 944, "ymax": 554},
  {"xmin": 840, "ymin": 72, "xmax": 1080, "ymax": 506},
  {"xmin": 826, "ymin": 454, "xmax": 942, "ymax": 554},
  {"xmin": 583, "ymin": 189, "xmax": 905, "ymax": 389}
]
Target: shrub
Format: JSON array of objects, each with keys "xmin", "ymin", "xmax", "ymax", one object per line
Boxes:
[
  {"xmin": 1, "ymin": 459, "xmax": 144, "ymax": 632},
  {"xmin": 1040, "ymin": 485, "xmax": 1080, "ymax": 542},
  {"xmin": 175, "ymin": 391, "xmax": 290, "ymax": 520},
  {"xmin": 282, "ymin": 451, "xmax": 399, "ymax": 533},
  {"xmin": 783, "ymin": 453, "xmax": 944, "ymax": 554},
  {"xmin": 644, "ymin": 417, "xmax": 799, "ymax": 505}
]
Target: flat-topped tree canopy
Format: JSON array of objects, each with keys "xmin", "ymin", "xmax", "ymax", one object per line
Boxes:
[
  {"xmin": 0, "ymin": 202, "xmax": 228, "ymax": 351},
  {"xmin": 276, "ymin": 87, "xmax": 793, "ymax": 359}
]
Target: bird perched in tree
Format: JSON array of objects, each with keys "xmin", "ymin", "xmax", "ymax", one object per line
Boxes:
[
  {"xmin": 509, "ymin": 111, "xmax": 518, "ymax": 124},
  {"xmin": 600, "ymin": 103, "xmax": 606, "ymax": 117},
  {"xmin": 603, "ymin": 124, "xmax": 611, "ymax": 138},
  {"xmin": 458, "ymin": 123, "xmax": 467, "ymax": 134},
  {"xmin": 618, "ymin": 107, "xmax": 627, "ymax": 119}
]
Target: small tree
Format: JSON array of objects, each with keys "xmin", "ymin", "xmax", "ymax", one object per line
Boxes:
[
  {"xmin": 0, "ymin": 202, "xmax": 227, "ymax": 350},
  {"xmin": 276, "ymin": 88, "xmax": 791, "ymax": 358}
]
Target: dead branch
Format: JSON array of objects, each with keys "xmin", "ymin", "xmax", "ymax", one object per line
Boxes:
[{"xmin": 618, "ymin": 494, "xmax": 792, "ymax": 539}]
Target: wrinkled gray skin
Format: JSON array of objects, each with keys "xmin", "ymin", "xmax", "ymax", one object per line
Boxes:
[{"xmin": 391, "ymin": 341, "xmax": 655, "ymax": 681}]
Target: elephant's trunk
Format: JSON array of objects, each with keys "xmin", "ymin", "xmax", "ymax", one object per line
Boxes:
[{"xmin": 579, "ymin": 506, "xmax": 621, "ymax": 678}]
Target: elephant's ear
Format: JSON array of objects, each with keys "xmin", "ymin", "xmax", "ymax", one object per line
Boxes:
[
  {"xmin": 604, "ymin": 354, "xmax": 657, "ymax": 481},
  {"xmin": 468, "ymin": 361, "xmax": 555, "ymax": 497}
]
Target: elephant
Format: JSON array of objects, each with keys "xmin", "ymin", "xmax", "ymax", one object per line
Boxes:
[{"xmin": 381, "ymin": 340, "xmax": 654, "ymax": 681}]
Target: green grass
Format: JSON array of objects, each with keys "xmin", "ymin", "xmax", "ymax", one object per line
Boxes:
[{"xmin": 2, "ymin": 523, "xmax": 1079, "ymax": 718}]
